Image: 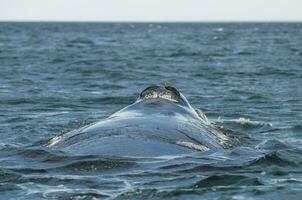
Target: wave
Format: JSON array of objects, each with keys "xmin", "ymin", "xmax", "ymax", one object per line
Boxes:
[
  {"xmin": 192, "ymin": 174, "xmax": 262, "ymax": 188},
  {"xmin": 214, "ymin": 117, "xmax": 274, "ymax": 136},
  {"xmin": 216, "ymin": 117, "xmax": 271, "ymax": 127}
]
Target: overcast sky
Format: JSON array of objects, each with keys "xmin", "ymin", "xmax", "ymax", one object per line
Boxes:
[{"xmin": 0, "ymin": 0, "xmax": 301, "ymax": 22}]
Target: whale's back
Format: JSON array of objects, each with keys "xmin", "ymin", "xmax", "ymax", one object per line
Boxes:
[{"xmin": 46, "ymin": 112, "xmax": 231, "ymax": 157}]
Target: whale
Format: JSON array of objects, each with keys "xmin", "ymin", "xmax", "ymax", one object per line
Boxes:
[{"xmin": 46, "ymin": 85, "xmax": 234, "ymax": 157}]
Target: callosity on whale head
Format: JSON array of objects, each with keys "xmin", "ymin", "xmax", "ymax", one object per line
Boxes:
[{"xmin": 46, "ymin": 85, "xmax": 234, "ymax": 157}]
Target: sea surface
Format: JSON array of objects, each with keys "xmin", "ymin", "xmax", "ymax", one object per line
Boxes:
[{"xmin": 0, "ymin": 23, "xmax": 302, "ymax": 199}]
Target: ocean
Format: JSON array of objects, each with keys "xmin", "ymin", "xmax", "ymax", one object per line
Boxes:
[{"xmin": 0, "ymin": 22, "xmax": 302, "ymax": 199}]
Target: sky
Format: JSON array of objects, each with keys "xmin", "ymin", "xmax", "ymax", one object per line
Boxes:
[{"xmin": 0, "ymin": 0, "xmax": 301, "ymax": 22}]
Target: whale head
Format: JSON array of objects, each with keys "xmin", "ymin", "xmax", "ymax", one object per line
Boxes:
[{"xmin": 120, "ymin": 85, "xmax": 208, "ymax": 122}]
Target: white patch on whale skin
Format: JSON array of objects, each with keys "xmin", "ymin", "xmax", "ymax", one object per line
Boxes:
[
  {"xmin": 46, "ymin": 135, "xmax": 63, "ymax": 147},
  {"xmin": 144, "ymin": 91, "xmax": 178, "ymax": 102},
  {"xmin": 175, "ymin": 141, "xmax": 209, "ymax": 152}
]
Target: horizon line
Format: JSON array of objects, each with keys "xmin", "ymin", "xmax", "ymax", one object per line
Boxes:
[{"xmin": 1, "ymin": 20, "xmax": 302, "ymax": 23}]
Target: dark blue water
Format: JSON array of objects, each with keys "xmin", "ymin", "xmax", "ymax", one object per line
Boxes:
[{"xmin": 0, "ymin": 23, "xmax": 302, "ymax": 199}]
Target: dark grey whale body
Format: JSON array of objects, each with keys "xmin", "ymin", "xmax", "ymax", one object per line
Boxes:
[{"xmin": 46, "ymin": 85, "xmax": 233, "ymax": 157}]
